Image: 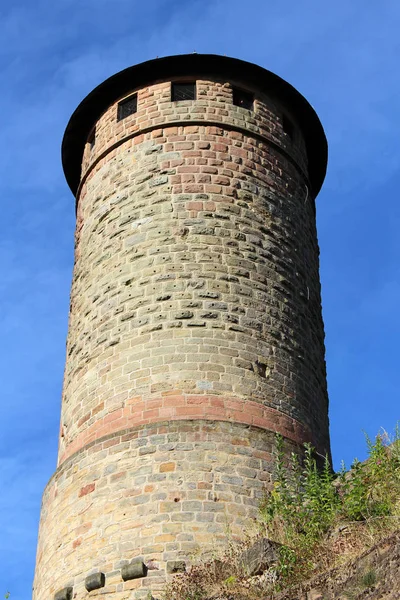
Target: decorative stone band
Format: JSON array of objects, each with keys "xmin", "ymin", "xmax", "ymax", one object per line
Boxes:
[
  {"xmin": 58, "ymin": 394, "xmax": 317, "ymax": 465},
  {"xmin": 76, "ymin": 120, "xmax": 311, "ymax": 203}
]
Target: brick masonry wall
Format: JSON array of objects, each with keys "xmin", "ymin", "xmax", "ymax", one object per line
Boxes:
[
  {"xmin": 33, "ymin": 78, "xmax": 329, "ymax": 599},
  {"xmin": 34, "ymin": 421, "xmax": 300, "ymax": 600}
]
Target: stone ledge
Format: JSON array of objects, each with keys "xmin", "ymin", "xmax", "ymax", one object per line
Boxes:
[
  {"xmin": 121, "ymin": 558, "xmax": 148, "ymax": 581},
  {"xmin": 85, "ymin": 572, "xmax": 105, "ymax": 592}
]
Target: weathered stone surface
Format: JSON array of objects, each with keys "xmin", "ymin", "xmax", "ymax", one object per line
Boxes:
[
  {"xmin": 85, "ymin": 572, "xmax": 105, "ymax": 591},
  {"xmin": 33, "ymin": 69, "xmax": 329, "ymax": 600},
  {"xmin": 121, "ymin": 559, "xmax": 148, "ymax": 581},
  {"xmin": 166, "ymin": 560, "xmax": 187, "ymax": 574},
  {"xmin": 241, "ymin": 538, "xmax": 281, "ymax": 575}
]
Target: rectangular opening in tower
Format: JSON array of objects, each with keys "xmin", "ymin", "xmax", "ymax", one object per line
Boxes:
[
  {"xmin": 171, "ymin": 82, "xmax": 196, "ymax": 101},
  {"xmin": 232, "ymin": 87, "xmax": 254, "ymax": 110},
  {"xmin": 282, "ymin": 114, "xmax": 295, "ymax": 141},
  {"xmin": 117, "ymin": 93, "xmax": 138, "ymax": 121},
  {"xmin": 87, "ymin": 127, "xmax": 95, "ymax": 150}
]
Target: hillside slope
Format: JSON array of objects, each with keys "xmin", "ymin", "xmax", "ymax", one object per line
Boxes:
[{"xmin": 278, "ymin": 529, "xmax": 400, "ymax": 600}]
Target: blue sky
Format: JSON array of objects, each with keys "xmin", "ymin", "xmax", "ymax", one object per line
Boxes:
[{"xmin": 0, "ymin": 0, "xmax": 399, "ymax": 597}]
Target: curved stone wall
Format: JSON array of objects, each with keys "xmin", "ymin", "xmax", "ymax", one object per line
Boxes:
[
  {"xmin": 79, "ymin": 79, "xmax": 308, "ymax": 184},
  {"xmin": 33, "ymin": 74, "xmax": 329, "ymax": 600},
  {"xmin": 34, "ymin": 421, "xmax": 300, "ymax": 599}
]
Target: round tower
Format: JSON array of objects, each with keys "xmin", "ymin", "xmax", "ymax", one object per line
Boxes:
[{"xmin": 33, "ymin": 54, "xmax": 329, "ymax": 600}]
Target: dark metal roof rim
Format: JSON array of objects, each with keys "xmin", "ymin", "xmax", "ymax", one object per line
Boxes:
[{"xmin": 61, "ymin": 54, "xmax": 328, "ymax": 197}]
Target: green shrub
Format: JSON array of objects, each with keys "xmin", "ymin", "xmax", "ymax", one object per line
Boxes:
[
  {"xmin": 361, "ymin": 568, "xmax": 377, "ymax": 588},
  {"xmin": 260, "ymin": 437, "xmax": 338, "ymax": 581},
  {"xmin": 259, "ymin": 426, "xmax": 400, "ymax": 586},
  {"xmin": 339, "ymin": 428, "xmax": 400, "ymax": 521}
]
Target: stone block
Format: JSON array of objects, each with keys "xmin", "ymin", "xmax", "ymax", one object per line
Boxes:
[
  {"xmin": 240, "ymin": 537, "xmax": 280, "ymax": 576},
  {"xmin": 307, "ymin": 590, "xmax": 324, "ymax": 600},
  {"xmin": 85, "ymin": 572, "xmax": 105, "ymax": 591},
  {"xmin": 166, "ymin": 560, "xmax": 186, "ymax": 574},
  {"xmin": 121, "ymin": 558, "xmax": 148, "ymax": 581}
]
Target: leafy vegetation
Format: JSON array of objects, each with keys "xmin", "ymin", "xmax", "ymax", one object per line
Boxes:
[
  {"xmin": 260, "ymin": 427, "xmax": 400, "ymax": 586},
  {"xmin": 361, "ymin": 568, "xmax": 377, "ymax": 588}
]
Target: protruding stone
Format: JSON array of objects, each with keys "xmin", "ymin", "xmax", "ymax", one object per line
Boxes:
[
  {"xmin": 54, "ymin": 587, "xmax": 73, "ymax": 600},
  {"xmin": 307, "ymin": 590, "xmax": 324, "ymax": 600},
  {"xmin": 167, "ymin": 560, "xmax": 186, "ymax": 574},
  {"xmin": 121, "ymin": 558, "xmax": 148, "ymax": 581},
  {"xmin": 240, "ymin": 538, "xmax": 280, "ymax": 576},
  {"xmin": 85, "ymin": 572, "xmax": 105, "ymax": 591}
]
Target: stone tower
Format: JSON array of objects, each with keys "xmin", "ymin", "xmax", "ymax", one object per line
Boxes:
[{"xmin": 33, "ymin": 54, "xmax": 329, "ymax": 600}]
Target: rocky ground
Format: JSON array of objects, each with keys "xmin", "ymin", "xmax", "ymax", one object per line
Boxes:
[{"xmin": 276, "ymin": 530, "xmax": 400, "ymax": 600}]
